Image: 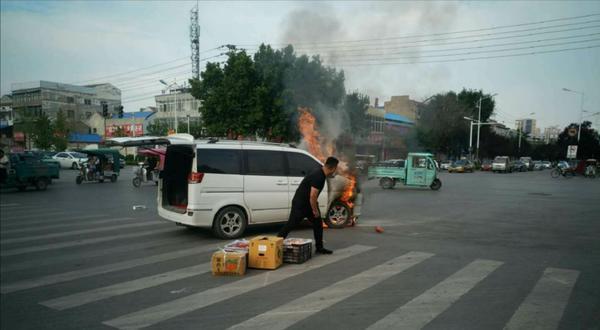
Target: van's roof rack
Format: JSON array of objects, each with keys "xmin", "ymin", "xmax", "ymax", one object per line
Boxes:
[
  {"xmin": 207, "ymin": 137, "xmax": 219, "ymax": 144},
  {"xmin": 198, "ymin": 139, "xmax": 298, "ymax": 149}
]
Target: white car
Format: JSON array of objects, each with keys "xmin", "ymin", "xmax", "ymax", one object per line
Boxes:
[
  {"xmin": 109, "ymin": 135, "xmax": 362, "ymax": 239},
  {"xmin": 52, "ymin": 151, "xmax": 88, "ymax": 169}
]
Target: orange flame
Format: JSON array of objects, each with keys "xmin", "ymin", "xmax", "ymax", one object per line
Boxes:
[{"xmin": 297, "ymin": 108, "xmax": 356, "ymax": 213}]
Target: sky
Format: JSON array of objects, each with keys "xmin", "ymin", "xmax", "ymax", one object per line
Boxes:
[{"xmin": 1, "ymin": 0, "xmax": 599, "ymax": 131}]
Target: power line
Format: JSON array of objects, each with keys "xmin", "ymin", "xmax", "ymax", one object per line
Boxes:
[
  {"xmin": 236, "ymin": 13, "xmax": 600, "ymax": 47},
  {"xmin": 334, "ymin": 44, "xmax": 600, "ymax": 66},
  {"xmin": 305, "ymin": 32, "xmax": 600, "ymax": 59},
  {"xmin": 72, "ymin": 46, "xmax": 223, "ymax": 84},
  {"xmin": 243, "ymin": 23, "xmax": 600, "ymax": 55},
  {"xmin": 118, "ymin": 70, "xmax": 192, "ymax": 90},
  {"xmin": 324, "ymin": 38, "xmax": 600, "ymax": 63}
]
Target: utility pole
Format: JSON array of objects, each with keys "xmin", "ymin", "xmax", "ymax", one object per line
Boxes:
[
  {"xmin": 190, "ymin": 3, "xmax": 200, "ymax": 80},
  {"xmin": 475, "ymin": 93, "xmax": 498, "ymax": 160}
]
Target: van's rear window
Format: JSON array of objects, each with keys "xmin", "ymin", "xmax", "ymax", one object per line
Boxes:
[{"xmin": 197, "ymin": 149, "xmax": 241, "ymax": 174}]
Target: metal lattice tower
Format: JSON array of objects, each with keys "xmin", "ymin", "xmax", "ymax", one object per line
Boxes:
[{"xmin": 190, "ymin": 4, "xmax": 200, "ymax": 79}]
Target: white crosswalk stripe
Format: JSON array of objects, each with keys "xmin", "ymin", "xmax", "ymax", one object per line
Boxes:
[
  {"xmin": 0, "ymin": 210, "xmax": 72, "ymax": 221},
  {"xmin": 41, "ymin": 263, "xmax": 211, "ymax": 310},
  {"xmin": 1, "ymin": 217, "xmax": 133, "ymax": 235},
  {"xmin": 1, "ymin": 214, "xmax": 105, "ymax": 228},
  {"xmin": 0, "ymin": 227, "xmax": 173, "ymax": 257},
  {"xmin": 1, "ymin": 219, "xmax": 158, "ymax": 244},
  {"xmin": 367, "ymin": 259, "xmax": 503, "ymax": 330},
  {"xmin": 103, "ymin": 245, "xmax": 375, "ymax": 330},
  {"xmin": 504, "ymin": 267, "xmax": 579, "ymax": 330},
  {"xmin": 228, "ymin": 251, "xmax": 434, "ymax": 330},
  {"xmin": 1, "ymin": 243, "xmax": 221, "ymax": 294}
]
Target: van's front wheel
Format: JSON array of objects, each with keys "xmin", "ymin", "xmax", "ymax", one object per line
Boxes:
[{"xmin": 213, "ymin": 206, "xmax": 247, "ymax": 239}]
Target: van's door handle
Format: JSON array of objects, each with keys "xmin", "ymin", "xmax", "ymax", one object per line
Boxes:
[
  {"xmin": 291, "ymin": 181, "xmax": 300, "ymax": 186},
  {"xmin": 276, "ymin": 181, "xmax": 288, "ymax": 186}
]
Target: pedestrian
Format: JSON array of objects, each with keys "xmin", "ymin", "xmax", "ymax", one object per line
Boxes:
[
  {"xmin": 0, "ymin": 149, "xmax": 8, "ymax": 184},
  {"xmin": 277, "ymin": 156, "xmax": 339, "ymax": 254}
]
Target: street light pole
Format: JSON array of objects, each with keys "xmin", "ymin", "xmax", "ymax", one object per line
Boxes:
[
  {"xmin": 475, "ymin": 93, "xmax": 497, "ymax": 160},
  {"xmin": 562, "ymin": 88, "xmax": 585, "ymax": 143}
]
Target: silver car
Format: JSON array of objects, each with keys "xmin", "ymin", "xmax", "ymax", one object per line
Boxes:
[{"xmin": 492, "ymin": 156, "xmax": 511, "ymax": 173}]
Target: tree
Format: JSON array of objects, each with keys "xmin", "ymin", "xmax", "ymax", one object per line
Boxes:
[
  {"xmin": 52, "ymin": 110, "xmax": 69, "ymax": 151},
  {"xmin": 146, "ymin": 120, "xmax": 170, "ymax": 136},
  {"xmin": 555, "ymin": 121, "xmax": 600, "ymax": 159},
  {"xmin": 32, "ymin": 114, "xmax": 54, "ymax": 150},
  {"xmin": 343, "ymin": 92, "xmax": 370, "ymax": 138}
]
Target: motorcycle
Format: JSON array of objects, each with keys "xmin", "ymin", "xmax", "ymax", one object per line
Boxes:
[{"xmin": 132, "ymin": 162, "xmax": 159, "ymax": 187}]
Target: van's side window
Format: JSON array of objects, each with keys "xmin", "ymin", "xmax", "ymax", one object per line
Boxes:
[
  {"xmin": 197, "ymin": 149, "xmax": 241, "ymax": 174},
  {"xmin": 287, "ymin": 152, "xmax": 320, "ymax": 177},
  {"xmin": 245, "ymin": 150, "xmax": 286, "ymax": 176}
]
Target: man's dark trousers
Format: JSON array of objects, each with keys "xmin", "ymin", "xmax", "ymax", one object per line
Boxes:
[{"xmin": 277, "ymin": 207, "xmax": 323, "ymax": 249}]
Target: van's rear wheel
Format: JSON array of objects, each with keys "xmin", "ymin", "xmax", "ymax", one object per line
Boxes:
[{"xmin": 213, "ymin": 206, "xmax": 247, "ymax": 239}]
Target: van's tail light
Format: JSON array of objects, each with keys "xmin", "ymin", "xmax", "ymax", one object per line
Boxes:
[{"xmin": 188, "ymin": 172, "xmax": 204, "ymax": 184}]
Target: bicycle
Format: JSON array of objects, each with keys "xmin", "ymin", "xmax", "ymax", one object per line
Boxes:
[{"xmin": 551, "ymin": 167, "xmax": 575, "ymax": 179}]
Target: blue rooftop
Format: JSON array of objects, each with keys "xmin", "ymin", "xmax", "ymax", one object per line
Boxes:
[
  {"xmin": 69, "ymin": 133, "xmax": 102, "ymax": 143},
  {"xmin": 111, "ymin": 111, "xmax": 153, "ymax": 120},
  {"xmin": 384, "ymin": 113, "xmax": 415, "ymax": 125}
]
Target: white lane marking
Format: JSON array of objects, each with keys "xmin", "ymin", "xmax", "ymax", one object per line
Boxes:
[
  {"xmin": 1, "ymin": 217, "xmax": 132, "ymax": 235},
  {"xmin": 1, "ymin": 219, "xmax": 159, "ymax": 245},
  {"xmin": 1, "ymin": 214, "xmax": 105, "ymax": 228},
  {"xmin": 0, "ymin": 227, "xmax": 173, "ymax": 257},
  {"xmin": 229, "ymin": 251, "xmax": 434, "ymax": 330},
  {"xmin": 367, "ymin": 259, "xmax": 503, "ymax": 330},
  {"xmin": 0, "ymin": 203, "xmax": 21, "ymax": 207},
  {"xmin": 1, "ymin": 237, "xmax": 195, "ymax": 273},
  {"xmin": 504, "ymin": 267, "xmax": 579, "ymax": 330},
  {"xmin": 0, "ymin": 210, "xmax": 71, "ymax": 221},
  {"xmin": 41, "ymin": 263, "xmax": 211, "ymax": 310},
  {"xmin": 103, "ymin": 245, "xmax": 376, "ymax": 330},
  {"xmin": 1, "ymin": 243, "xmax": 220, "ymax": 294}
]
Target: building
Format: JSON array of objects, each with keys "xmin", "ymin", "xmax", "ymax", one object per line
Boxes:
[
  {"xmin": 383, "ymin": 95, "xmax": 420, "ymax": 122},
  {"xmin": 10, "ymin": 81, "xmax": 121, "ymax": 122},
  {"xmin": 515, "ymin": 118, "xmax": 537, "ymax": 136},
  {"xmin": 0, "ymin": 94, "xmax": 13, "ymax": 130},
  {"xmin": 153, "ymin": 87, "xmax": 201, "ymax": 129},
  {"xmin": 543, "ymin": 126, "xmax": 561, "ymax": 143},
  {"xmin": 490, "ymin": 120, "xmax": 512, "ymax": 137}
]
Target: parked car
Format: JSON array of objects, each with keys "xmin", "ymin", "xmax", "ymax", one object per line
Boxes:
[
  {"xmin": 532, "ymin": 160, "xmax": 544, "ymax": 171},
  {"xmin": 519, "ymin": 156, "xmax": 533, "ymax": 170},
  {"xmin": 448, "ymin": 160, "xmax": 474, "ymax": 173},
  {"xmin": 108, "ymin": 135, "xmax": 362, "ymax": 239},
  {"xmin": 52, "ymin": 151, "xmax": 88, "ymax": 169},
  {"xmin": 511, "ymin": 160, "xmax": 528, "ymax": 172},
  {"xmin": 440, "ymin": 160, "xmax": 451, "ymax": 171},
  {"xmin": 481, "ymin": 160, "xmax": 492, "ymax": 171},
  {"xmin": 492, "ymin": 156, "xmax": 511, "ymax": 173},
  {"xmin": 542, "ymin": 161, "xmax": 552, "ymax": 169}
]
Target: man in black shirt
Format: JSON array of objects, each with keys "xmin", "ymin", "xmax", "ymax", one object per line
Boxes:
[{"xmin": 277, "ymin": 156, "xmax": 339, "ymax": 254}]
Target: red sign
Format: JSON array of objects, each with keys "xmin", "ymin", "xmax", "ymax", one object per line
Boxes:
[
  {"xmin": 105, "ymin": 124, "xmax": 143, "ymax": 137},
  {"xmin": 13, "ymin": 132, "xmax": 25, "ymax": 142}
]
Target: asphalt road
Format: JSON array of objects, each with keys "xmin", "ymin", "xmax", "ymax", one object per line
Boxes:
[{"xmin": 1, "ymin": 167, "xmax": 599, "ymax": 330}]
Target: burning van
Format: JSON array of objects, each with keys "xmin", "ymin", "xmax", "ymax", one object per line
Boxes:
[{"xmin": 108, "ymin": 134, "xmax": 361, "ymax": 239}]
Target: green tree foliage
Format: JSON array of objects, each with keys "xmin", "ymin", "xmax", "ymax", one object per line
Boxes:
[
  {"xmin": 554, "ymin": 121, "xmax": 600, "ymax": 159},
  {"xmin": 189, "ymin": 44, "xmax": 352, "ymax": 142},
  {"xmin": 146, "ymin": 120, "xmax": 170, "ymax": 136},
  {"xmin": 52, "ymin": 110, "xmax": 69, "ymax": 151},
  {"xmin": 32, "ymin": 114, "xmax": 54, "ymax": 150},
  {"xmin": 343, "ymin": 92, "xmax": 370, "ymax": 138},
  {"xmin": 417, "ymin": 89, "xmax": 497, "ymax": 157}
]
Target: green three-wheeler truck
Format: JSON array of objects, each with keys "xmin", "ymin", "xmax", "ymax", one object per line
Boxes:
[{"xmin": 368, "ymin": 152, "xmax": 442, "ymax": 190}]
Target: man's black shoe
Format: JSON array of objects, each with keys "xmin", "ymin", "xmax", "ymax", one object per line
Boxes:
[{"xmin": 316, "ymin": 248, "xmax": 333, "ymax": 254}]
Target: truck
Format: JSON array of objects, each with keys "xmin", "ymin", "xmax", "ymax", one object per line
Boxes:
[
  {"xmin": 0, "ymin": 153, "xmax": 56, "ymax": 192},
  {"xmin": 368, "ymin": 152, "xmax": 442, "ymax": 190}
]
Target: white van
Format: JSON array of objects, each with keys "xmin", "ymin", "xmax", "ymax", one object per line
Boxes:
[{"xmin": 109, "ymin": 135, "xmax": 360, "ymax": 239}]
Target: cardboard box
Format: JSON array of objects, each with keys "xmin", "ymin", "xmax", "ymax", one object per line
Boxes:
[
  {"xmin": 249, "ymin": 236, "xmax": 283, "ymax": 270},
  {"xmin": 211, "ymin": 250, "xmax": 247, "ymax": 276}
]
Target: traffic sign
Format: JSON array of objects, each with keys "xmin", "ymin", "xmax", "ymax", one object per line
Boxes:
[
  {"xmin": 567, "ymin": 145, "xmax": 578, "ymax": 159},
  {"xmin": 568, "ymin": 127, "xmax": 578, "ymax": 137}
]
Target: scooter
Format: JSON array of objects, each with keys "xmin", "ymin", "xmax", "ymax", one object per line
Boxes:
[{"xmin": 132, "ymin": 162, "xmax": 159, "ymax": 187}]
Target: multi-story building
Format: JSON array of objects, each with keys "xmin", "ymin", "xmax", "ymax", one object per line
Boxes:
[
  {"xmin": 10, "ymin": 81, "xmax": 121, "ymax": 122},
  {"xmin": 543, "ymin": 126, "xmax": 561, "ymax": 143},
  {"xmin": 0, "ymin": 94, "xmax": 13, "ymax": 129},
  {"xmin": 383, "ymin": 95, "xmax": 420, "ymax": 122},
  {"xmin": 515, "ymin": 118, "xmax": 537, "ymax": 136},
  {"xmin": 153, "ymin": 87, "xmax": 201, "ymax": 129}
]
